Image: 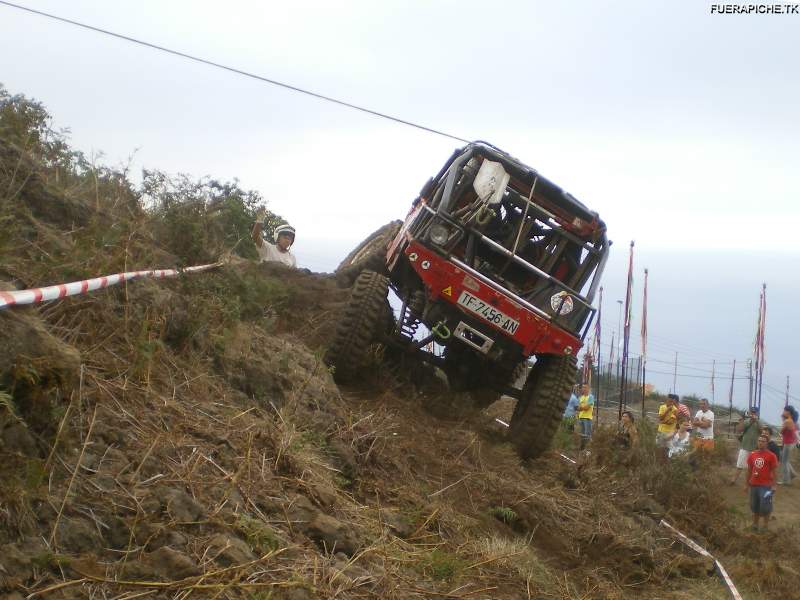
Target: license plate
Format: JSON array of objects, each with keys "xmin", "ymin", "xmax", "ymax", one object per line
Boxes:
[{"xmin": 456, "ymin": 291, "xmax": 520, "ymax": 334}]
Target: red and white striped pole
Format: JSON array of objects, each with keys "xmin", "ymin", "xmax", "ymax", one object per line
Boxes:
[{"xmin": 0, "ymin": 262, "xmax": 223, "ymax": 310}]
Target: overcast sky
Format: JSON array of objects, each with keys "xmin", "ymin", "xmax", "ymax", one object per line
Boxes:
[{"xmin": 1, "ymin": 0, "xmax": 798, "ymax": 421}]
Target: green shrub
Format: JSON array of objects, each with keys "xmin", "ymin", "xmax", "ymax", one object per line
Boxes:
[
  {"xmin": 233, "ymin": 515, "xmax": 281, "ymax": 554},
  {"xmin": 488, "ymin": 505, "xmax": 518, "ymax": 525},
  {"xmin": 419, "ymin": 548, "xmax": 465, "ymax": 580}
]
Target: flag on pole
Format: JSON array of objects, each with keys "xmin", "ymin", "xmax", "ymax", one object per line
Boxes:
[
  {"xmin": 624, "ymin": 244, "xmax": 634, "ymax": 338},
  {"xmin": 609, "ymin": 331, "xmax": 615, "ymax": 367},
  {"xmin": 754, "ymin": 284, "xmax": 767, "ymax": 410},
  {"xmin": 619, "ymin": 241, "xmax": 635, "ymax": 417},
  {"xmin": 641, "ymin": 269, "xmax": 648, "ymax": 364},
  {"xmin": 757, "ymin": 286, "xmax": 767, "ymax": 373},
  {"xmin": 594, "ymin": 287, "xmax": 602, "ymax": 359},
  {"xmin": 728, "ymin": 359, "xmax": 736, "ymax": 429}
]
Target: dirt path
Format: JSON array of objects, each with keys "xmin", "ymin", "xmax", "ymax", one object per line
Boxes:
[{"xmin": 718, "ymin": 466, "xmax": 800, "ymax": 529}]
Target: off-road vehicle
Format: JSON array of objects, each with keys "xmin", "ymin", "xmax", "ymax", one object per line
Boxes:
[{"xmin": 328, "ymin": 142, "xmax": 609, "ymax": 458}]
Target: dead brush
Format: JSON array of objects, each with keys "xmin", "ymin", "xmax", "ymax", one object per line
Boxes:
[
  {"xmin": 463, "ymin": 534, "xmax": 562, "ymax": 596},
  {"xmin": 333, "ymin": 401, "xmax": 399, "ymax": 468}
]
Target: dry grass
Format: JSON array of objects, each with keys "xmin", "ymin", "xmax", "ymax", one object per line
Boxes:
[{"xmin": 3, "ymin": 88, "xmax": 794, "ymax": 600}]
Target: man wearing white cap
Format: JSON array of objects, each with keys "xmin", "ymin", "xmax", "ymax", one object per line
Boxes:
[{"xmin": 251, "ymin": 210, "xmax": 297, "ymax": 268}]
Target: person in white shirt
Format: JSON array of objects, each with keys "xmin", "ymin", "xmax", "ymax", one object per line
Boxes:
[
  {"xmin": 692, "ymin": 397, "xmax": 715, "ymax": 450},
  {"xmin": 251, "ymin": 210, "xmax": 297, "ymax": 268},
  {"xmin": 667, "ymin": 418, "xmax": 692, "ymax": 459}
]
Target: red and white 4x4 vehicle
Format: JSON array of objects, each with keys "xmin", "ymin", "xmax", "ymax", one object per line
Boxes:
[{"xmin": 328, "ymin": 142, "xmax": 608, "ymax": 458}]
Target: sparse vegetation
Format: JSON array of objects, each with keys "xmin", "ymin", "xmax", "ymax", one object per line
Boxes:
[
  {"xmin": 1, "ymin": 83, "xmax": 798, "ymax": 600},
  {"xmin": 488, "ymin": 505, "xmax": 518, "ymax": 525}
]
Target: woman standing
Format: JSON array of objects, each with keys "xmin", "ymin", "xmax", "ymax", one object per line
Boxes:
[
  {"xmin": 618, "ymin": 411, "xmax": 639, "ymax": 448},
  {"xmin": 778, "ymin": 406, "xmax": 798, "ymax": 485}
]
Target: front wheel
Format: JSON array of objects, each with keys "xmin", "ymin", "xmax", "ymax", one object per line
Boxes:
[
  {"xmin": 508, "ymin": 354, "xmax": 577, "ymax": 459},
  {"xmin": 335, "ymin": 221, "xmax": 402, "ymax": 287},
  {"xmin": 325, "ymin": 270, "xmax": 391, "ymax": 382}
]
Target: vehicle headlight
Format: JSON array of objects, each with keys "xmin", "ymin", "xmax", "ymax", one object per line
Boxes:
[{"xmin": 429, "ymin": 223, "xmax": 450, "ymax": 246}]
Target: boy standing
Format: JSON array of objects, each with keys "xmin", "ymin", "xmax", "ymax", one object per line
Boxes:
[
  {"xmin": 745, "ymin": 434, "xmax": 779, "ymax": 532},
  {"xmin": 576, "ymin": 384, "xmax": 594, "ymax": 450}
]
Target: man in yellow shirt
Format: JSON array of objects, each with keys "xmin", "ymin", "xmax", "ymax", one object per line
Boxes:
[
  {"xmin": 657, "ymin": 394, "xmax": 679, "ymax": 448},
  {"xmin": 576, "ymin": 383, "xmax": 595, "ymax": 450}
]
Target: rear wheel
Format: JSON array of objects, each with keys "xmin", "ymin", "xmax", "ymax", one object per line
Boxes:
[
  {"xmin": 508, "ymin": 354, "xmax": 577, "ymax": 459},
  {"xmin": 325, "ymin": 270, "xmax": 391, "ymax": 382},
  {"xmin": 336, "ymin": 221, "xmax": 402, "ymax": 287}
]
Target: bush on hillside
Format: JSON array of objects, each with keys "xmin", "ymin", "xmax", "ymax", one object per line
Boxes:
[{"xmin": 0, "ymin": 84, "xmax": 283, "ymax": 276}]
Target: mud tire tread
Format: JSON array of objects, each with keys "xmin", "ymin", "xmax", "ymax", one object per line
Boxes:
[
  {"xmin": 326, "ymin": 270, "xmax": 390, "ymax": 382},
  {"xmin": 508, "ymin": 354, "xmax": 578, "ymax": 459},
  {"xmin": 335, "ymin": 221, "xmax": 402, "ymax": 287}
]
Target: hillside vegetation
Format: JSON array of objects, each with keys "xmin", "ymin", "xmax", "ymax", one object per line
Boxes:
[{"xmin": 1, "ymin": 86, "xmax": 798, "ymax": 600}]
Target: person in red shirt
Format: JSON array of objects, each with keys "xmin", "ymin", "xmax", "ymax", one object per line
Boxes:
[
  {"xmin": 676, "ymin": 397, "xmax": 692, "ymax": 432},
  {"xmin": 746, "ymin": 434, "xmax": 779, "ymax": 531}
]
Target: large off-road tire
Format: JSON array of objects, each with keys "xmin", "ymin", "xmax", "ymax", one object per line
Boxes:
[
  {"xmin": 508, "ymin": 354, "xmax": 578, "ymax": 459},
  {"xmin": 335, "ymin": 221, "xmax": 402, "ymax": 287},
  {"xmin": 325, "ymin": 270, "xmax": 390, "ymax": 382}
]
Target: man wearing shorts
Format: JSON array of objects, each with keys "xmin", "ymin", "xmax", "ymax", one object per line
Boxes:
[
  {"xmin": 746, "ymin": 434, "xmax": 778, "ymax": 531},
  {"xmin": 692, "ymin": 398, "xmax": 715, "ymax": 450},
  {"xmin": 731, "ymin": 409, "xmax": 760, "ymax": 485}
]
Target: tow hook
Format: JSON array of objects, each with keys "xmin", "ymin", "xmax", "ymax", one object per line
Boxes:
[{"xmin": 432, "ymin": 322, "xmax": 451, "ymax": 340}]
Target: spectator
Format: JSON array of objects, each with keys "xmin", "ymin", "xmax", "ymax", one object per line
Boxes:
[
  {"xmin": 730, "ymin": 409, "xmax": 760, "ymax": 485},
  {"xmin": 251, "ymin": 209, "xmax": 297, "ymax": 268},
  {"xmin": 746, "ymin": 434, "xmax": 779, "ymax": 531},
  {"xmin": 576, "ymin": 383, "xmax": 594, "ymax": 450},
  {"xmin": 676, "ymin": 397, "xmax": 692, "ymax": 432},
  {"xmin": 656, "ymin": 394, "xmax": 678, "ymax": 449},
  {"xmin": 617, "ymin": 410, "xmax": 639, "ymax": 449},
  {"xmin": 667, "ymin": 417, "xmax": 692, "ymax": 459},
  {"xmin": 563, "ymin": 385, "xmax": 580, "ymax": 430},
  {"xmin": 778, "ymin": 406, "xmax": 798, "ymax": 485},
  {"xmin": 761, "ymin": 426, "xmax": 781, "ymax": 461},
  {"xmin": 692, "ymin": 398, "xmax": 715, "ymax": 450}
]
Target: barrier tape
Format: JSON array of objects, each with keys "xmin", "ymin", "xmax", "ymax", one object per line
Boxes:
[
  {"xmin": 559, "ymin": 452, "xmax": 577, "ymax": 465},
  {"xmin": 714, "ymin": 560, "xmax": 744, "ymax": 600},
  {"xmin": 660, "ymin": 519, "xmax": 743, "ymax": 600},
  {"xmin": 660, "ymin": 519, "xmax": 712, "ymax": 558},
  {"xmin": 0, "ymin": 262, "xmax": 224, "ymax": 310}
]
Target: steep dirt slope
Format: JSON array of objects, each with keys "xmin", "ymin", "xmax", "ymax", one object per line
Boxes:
[
  {"xmin": 0, "ymin": 259, "xmax": 752, "ymax": 600},
  {"xmin": 2, "ymin": 93, "xmax": 798, "ymax": 600}
]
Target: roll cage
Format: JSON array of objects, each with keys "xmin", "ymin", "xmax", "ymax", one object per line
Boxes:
[{"xmin": 402, "ymin": 142, "xmax": 609, "ymax": 341}]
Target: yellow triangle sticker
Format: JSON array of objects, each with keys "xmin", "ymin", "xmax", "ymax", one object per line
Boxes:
[{"xmin": 442, "ymin": 286, "xmax": 452, "ymax": 297}]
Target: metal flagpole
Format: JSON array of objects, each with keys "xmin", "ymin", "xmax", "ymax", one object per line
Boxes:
[
  {"xmin": 728, "ymin": 360, "xmax": 736, "ymax": 431},
  {"xmin": 641, "ymin": 268, "xmax": 648, "ymax": 419},
  {"xmin": 757, "ymin": 284, "xmax": 766, "ymax": 412},
  {"xmin": 787, "ymin": 375, "xmax": 790, "ymax": 408},
  {"xmin": 595, "ymin": 287, "xmax": 603, "ymax": 426},
  {"xmin": 752, "ymin": 284, "xmax": 766, "ymax": 414},
  {"xmin": 618, "ymin": 241, "xmax": 634, "ymax": 422},
  {"xmin": 672, "ymin": 352, "xmax": 678, "ymax": 395}
]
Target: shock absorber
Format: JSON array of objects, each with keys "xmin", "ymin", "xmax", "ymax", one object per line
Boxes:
[{"xmin": 400, "ymin": 290, "xmax": 425, "ymax": 338}]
